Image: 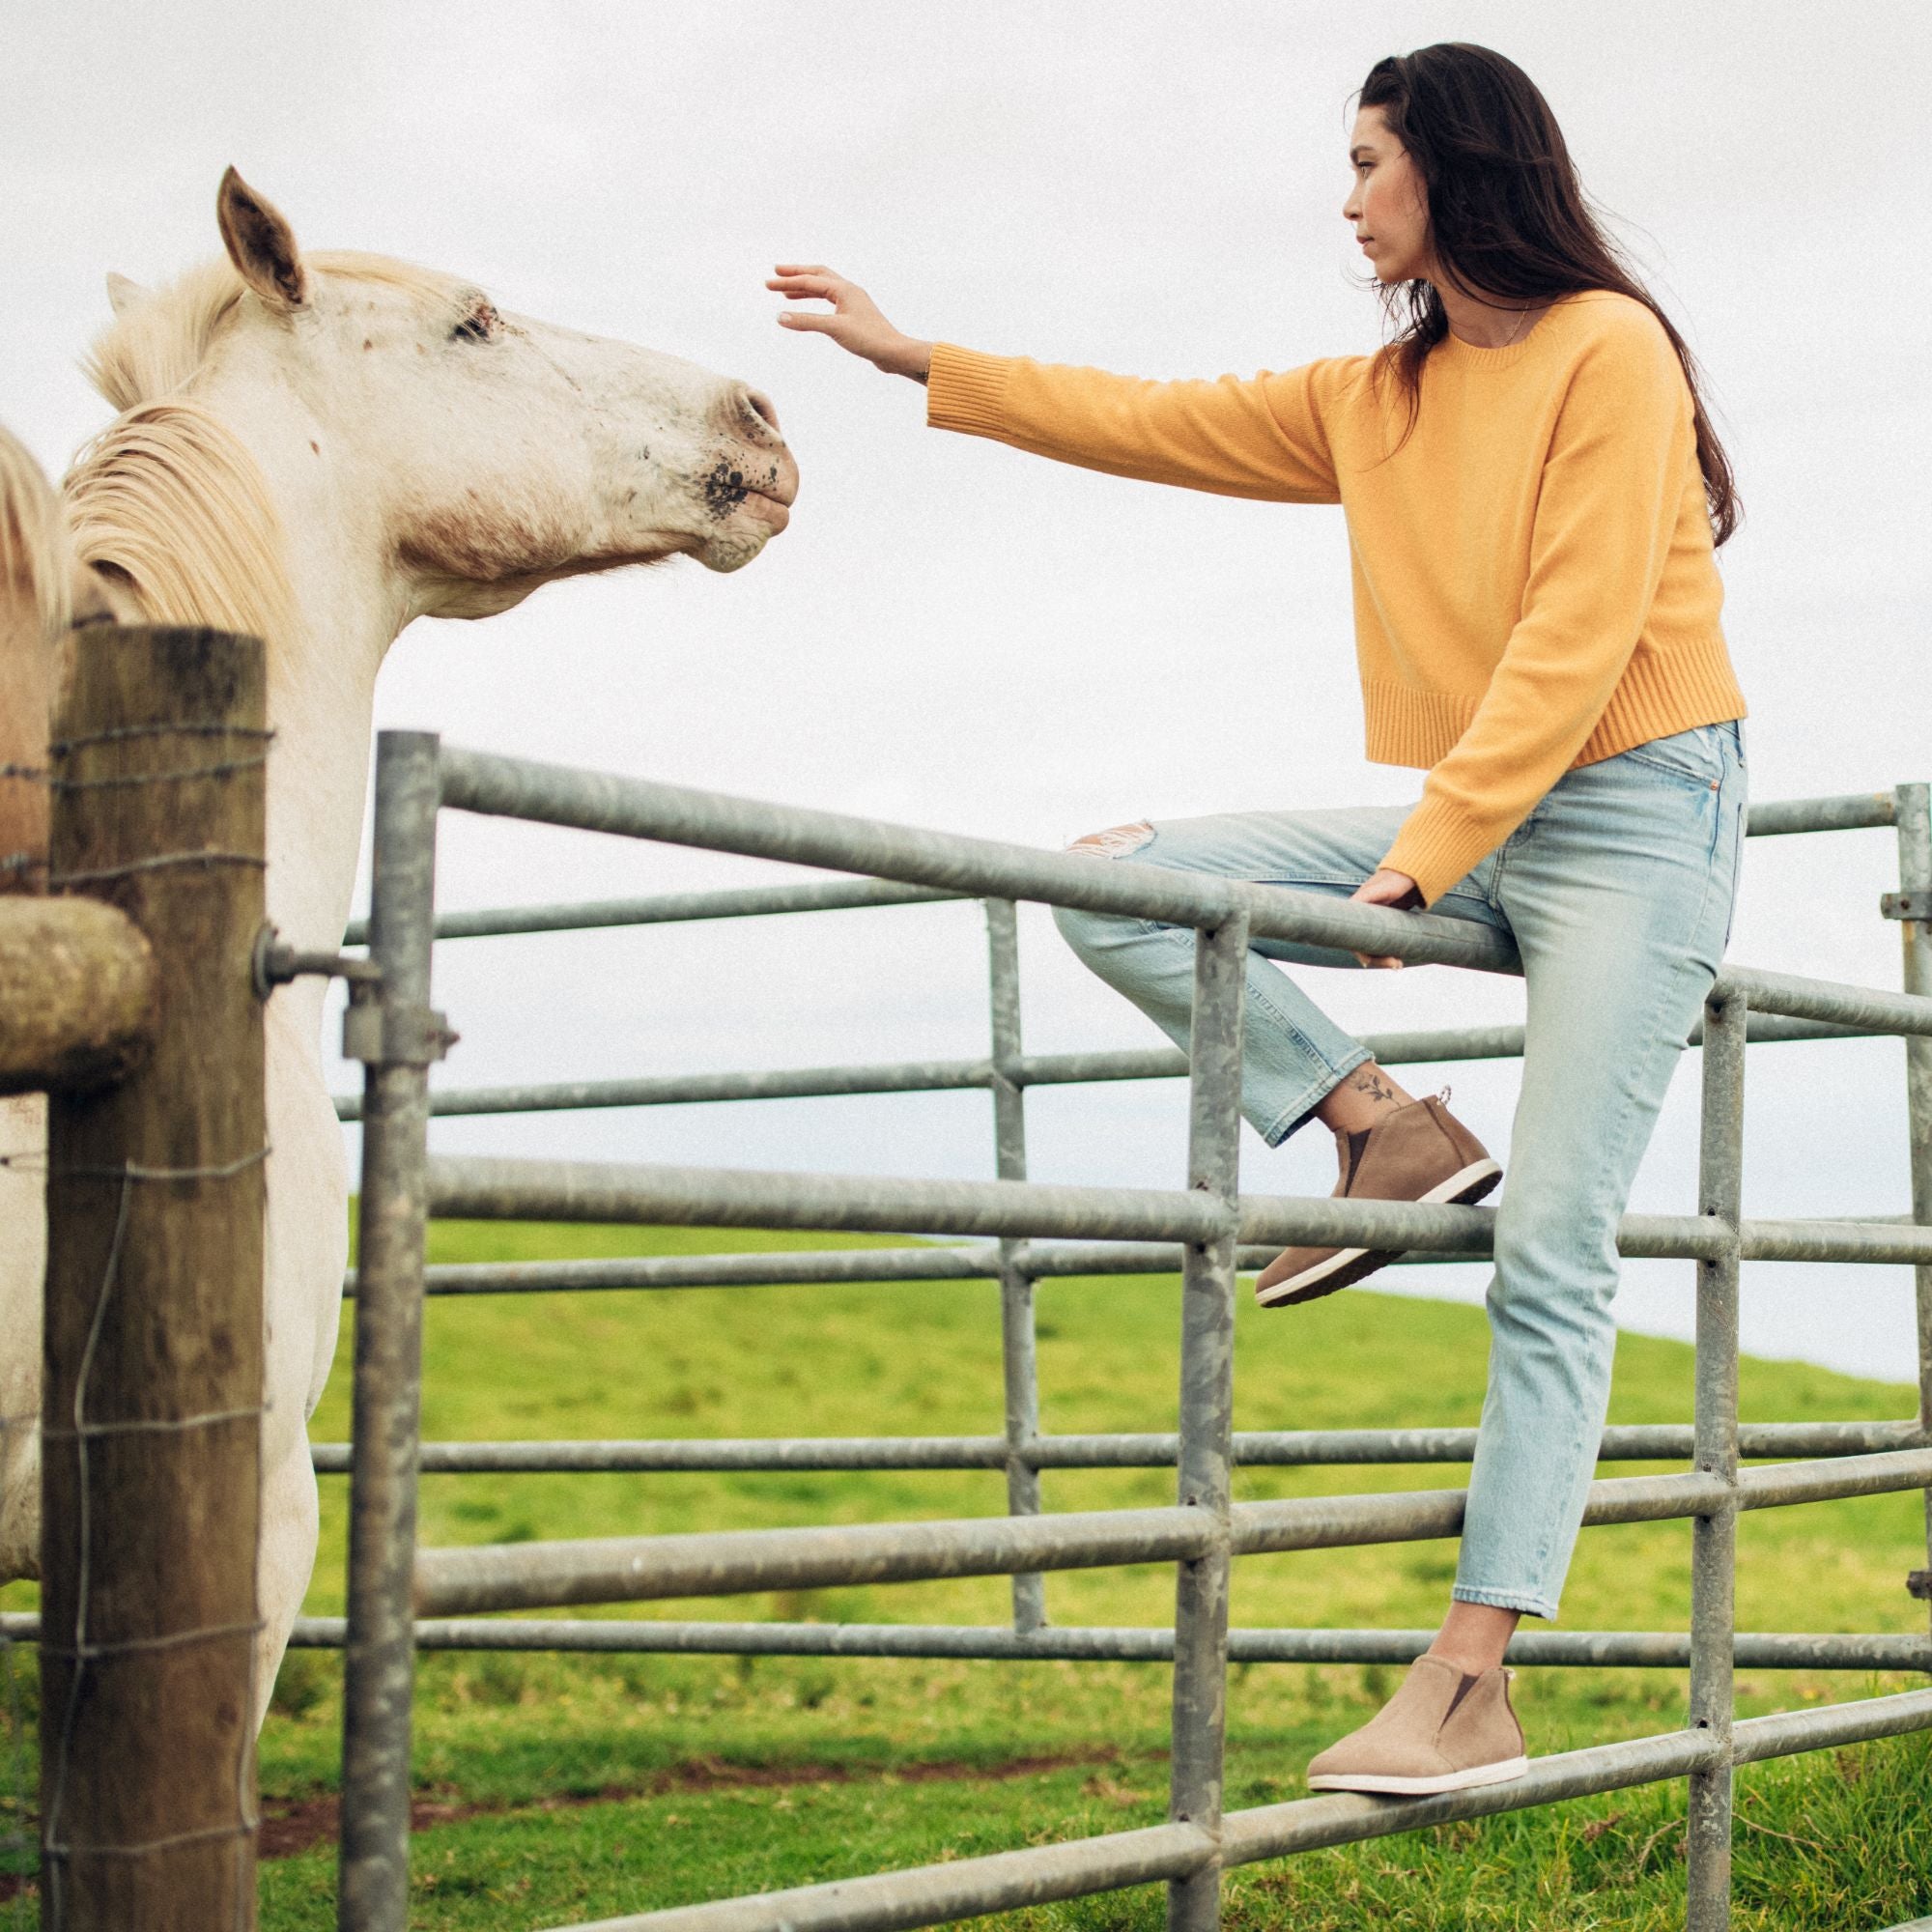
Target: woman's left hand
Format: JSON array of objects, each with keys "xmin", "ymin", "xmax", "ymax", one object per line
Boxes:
[{"xmin": 1349, "ymin": 867, "xmax": 1423, "ymax": 968}]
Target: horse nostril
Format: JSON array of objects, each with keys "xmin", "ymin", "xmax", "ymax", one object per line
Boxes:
[{"xmin": 743, "ymin": 387, "xmax": 781, "ymax": 437}]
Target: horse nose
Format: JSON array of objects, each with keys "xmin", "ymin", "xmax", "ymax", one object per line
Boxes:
[
  {"xmin": 720, "ymin": 382, "xmax": 797, "ymax": 506},
  {"xmin": 742, "ymin": 386, "xmax": 781, "ymax": 438},
  {"xmin": 722, "ymin": 384, "xmax": 783, "ymax": 446}
]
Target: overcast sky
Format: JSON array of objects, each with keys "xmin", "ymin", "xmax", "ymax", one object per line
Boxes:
[{"xmin": 6, "ymin": 3, "xmax": 1928, "ymax": 1381}]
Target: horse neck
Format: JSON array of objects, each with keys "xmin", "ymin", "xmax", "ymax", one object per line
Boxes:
[
  {"xmin": 265, "ymin": 587, "xmax": 390, "ymax": 956},
  {"xmin": 179, "ymin": 369, "xmax": 408, "ymax": 967}
]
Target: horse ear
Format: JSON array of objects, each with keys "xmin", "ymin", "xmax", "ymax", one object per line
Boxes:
[
  {"xmin": 105, "ymin": 272, "xmax": 146, "ymax": 318},
  {"xmin": 216, "ymin": 166, "xmax": 308, "ymax": 311}
]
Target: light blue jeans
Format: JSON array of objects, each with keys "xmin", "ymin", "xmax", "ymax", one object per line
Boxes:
[{"xmin": 1054, "ymin": 719, "xmax": 1748, "ymax": 1618}]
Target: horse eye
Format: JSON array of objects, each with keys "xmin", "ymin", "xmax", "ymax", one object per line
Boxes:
[{"xmin": 451, "ymin": 304, "xmax": 497, "ymax": 343}]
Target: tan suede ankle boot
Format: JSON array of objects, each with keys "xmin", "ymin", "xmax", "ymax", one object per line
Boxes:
[
  {"xmin": 1255, "ymin": 1087, "xmax": 1500, "ymax": 1307},
  {"xmin": 1305, "ymin": 1653, "xmax": 1529, "ymax": 1795}
]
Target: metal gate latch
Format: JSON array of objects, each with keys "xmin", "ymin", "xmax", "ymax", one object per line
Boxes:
[
  {"xmin": 1881, "ymin": 891, "xmax": 1930, "ymax": 923},
  {"xmin": 1909, "ymin": 1569, "xmax": 1931, "ymax": 1603},
  {"xmin": 341, "ymin": 980, "xmax": 458, "ymax": 1066},
  {"xmin": 253, "ymin": 921, "xmax": 384, "ymax": 998}
]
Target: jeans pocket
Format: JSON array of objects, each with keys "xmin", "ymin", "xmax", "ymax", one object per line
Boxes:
[
  {"xmin": 1615, "ymin": 724, "xmax": 1727, "ymax": 792},
  {"xmin": 1721, "ymin": 769, "xmax": 1747, "ymax": 952}
]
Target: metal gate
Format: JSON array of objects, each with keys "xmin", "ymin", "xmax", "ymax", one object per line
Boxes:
[{"xmin": 330, "ymin": 731, "xmax": 1932, "ymax": 1932}]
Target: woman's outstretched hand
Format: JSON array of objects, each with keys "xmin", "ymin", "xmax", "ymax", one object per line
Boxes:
[
  {"xmin": 1349, "ymin": 868, "xmax": 1423, "ymax": 969},
  {"xmin": 767, "ymin": 266, "xmax": 934, "ymax": 382}
]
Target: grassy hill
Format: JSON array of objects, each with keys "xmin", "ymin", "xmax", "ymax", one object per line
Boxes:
[{"xmin": 10, "ymin": 1216, "xmax": 1931, "ymax": 1926}]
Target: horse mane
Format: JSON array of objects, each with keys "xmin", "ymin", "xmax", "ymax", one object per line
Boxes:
[
  {"xmin": 66, "ymin": 252, "xmax": 470, "ymax": 652},
  {"xmin": 0, "ymin": 426, "xmax": 73, "ymax": 642},
  {"xmin": 63, "ymin": 400, "xmax": 298, "ymax": 654}
]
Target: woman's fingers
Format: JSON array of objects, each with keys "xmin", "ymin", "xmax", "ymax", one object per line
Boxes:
[
  {"xmin": 769, "ymin": 268, "xmax": 851, "ymax": 297},
  {"xmin": 770, "ymin": 267, "xmax": 877, "ymax": 307},
  {"xmin": 1346, "ymin": 867, "xmax": 1420, "ymax": 966},
  {"xmin": 767, "ymin": 266, "xmax": 917, "ymax": 375}
]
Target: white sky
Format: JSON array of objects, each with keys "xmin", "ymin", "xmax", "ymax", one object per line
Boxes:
[{"xmin": 5, "ymin": 3, "xmax": 1929, "ymax": 1381}]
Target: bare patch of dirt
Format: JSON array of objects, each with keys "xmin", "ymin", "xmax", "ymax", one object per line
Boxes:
[
  {"xmin": 0, "ymin": 1746, "xmax": 1161, "ymax": 1887},
  {"xmin": 249, "ymin": 1746, "xmax": 1152, "ymax": 1861}
]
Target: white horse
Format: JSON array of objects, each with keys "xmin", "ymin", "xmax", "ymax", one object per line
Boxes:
[{"xmin": 0, "ymin": 168, "xmax": 797, "ymax": 1722}]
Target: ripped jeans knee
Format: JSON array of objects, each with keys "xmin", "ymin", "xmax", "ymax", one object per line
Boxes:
[
  {"xmin": 1055, "ymin": 820, "xmax": 1160, "ymax": 964},
  {"xmin": 1065, "ymin": 818, "xmax": 1155, "ymax": 861}
]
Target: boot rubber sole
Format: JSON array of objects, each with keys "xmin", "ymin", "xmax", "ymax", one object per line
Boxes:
[
  {"xmin": 1254, "ymin": 1158, "xmax": 1503, "ymax": 1308},
  {"xmin": 1306, "ymin": 1751, "xmax": 1530, "ymax": 1796}
]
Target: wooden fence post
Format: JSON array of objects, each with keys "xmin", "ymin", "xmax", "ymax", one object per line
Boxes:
[{"xmin": 38, "ymin": 625, "xmax": 268, "ymax": 1930}]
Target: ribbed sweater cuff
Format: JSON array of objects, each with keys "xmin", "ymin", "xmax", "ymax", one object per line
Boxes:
[
  {"xmin": 1378, "ymin": 802, "xmax": 1494, "ymax": 913},
  {"xmin": 926, "ymin": 343, "xmax": 1015, "ymax": 438}
]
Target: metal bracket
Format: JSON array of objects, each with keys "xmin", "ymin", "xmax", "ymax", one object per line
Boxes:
[
  {"xmin": 1909, "ymin": 1570, "xmax": 1931, "ymax": 1603},
  {"xmin": 257, "ymin": 920, "xmax": 453, "ymax": 1065},
  {"xmin": 1881, "ymin": 891, "xmax": 1931, "ymax": 923},
  {"xmin": 341, "ymin": 983, "xmax": 458, "ymax": 1067},
  {"xmin": 252, "ymin": 921, "xmax": 384, "ymax": 999}
]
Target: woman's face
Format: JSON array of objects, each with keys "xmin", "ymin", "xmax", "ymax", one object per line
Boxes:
[{"xmin": 1343, "ymin": 105, "xmax": 1433, "ymax": 284}]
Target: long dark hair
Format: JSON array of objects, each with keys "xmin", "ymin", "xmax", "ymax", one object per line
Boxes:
[{"xmin": 1357, "ymin": 43, "xmax": 1741, "ymax": 545}]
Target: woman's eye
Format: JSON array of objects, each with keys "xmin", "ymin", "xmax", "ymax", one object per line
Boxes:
[{"xmin": 451, "ymin": 304, "xmax": 497, "ymax": 343}]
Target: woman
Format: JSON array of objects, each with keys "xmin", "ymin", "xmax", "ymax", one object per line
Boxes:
[{"xmin": 768, "ymin": 42, "xmax": 1747, "ymax": 1797}]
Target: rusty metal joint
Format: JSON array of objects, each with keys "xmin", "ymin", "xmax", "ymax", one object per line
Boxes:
[
  {"xmin": 1880, "ymin": 890, "xmax": 1931, "ymax": 923},
  {"xmin": 1908, "ymin": 1569, "xmax": 1931, "ymax": 1602}
]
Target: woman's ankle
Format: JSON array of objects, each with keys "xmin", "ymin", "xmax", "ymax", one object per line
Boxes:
[
  {"xmin": 1315, "ymin": 1061, "xmax": 1417, "ymax": 1135},
  {"xmin": 1427, "ymin": 1600, "xmax": 1521, "ymax": 1677}
]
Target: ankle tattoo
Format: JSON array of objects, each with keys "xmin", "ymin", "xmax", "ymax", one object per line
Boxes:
[{"xmin": 1348, "ymin": 1065, "xmax": 1406, "ymax": 1109}]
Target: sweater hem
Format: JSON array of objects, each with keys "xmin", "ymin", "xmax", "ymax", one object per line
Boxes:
[
  {"xmin": 1362, "ymin": 633, "xmax": 1747, "ymax": 773},
  {"xmin": 1369, "ymin": 632, "xmax": 1748, "ymax": 905}
]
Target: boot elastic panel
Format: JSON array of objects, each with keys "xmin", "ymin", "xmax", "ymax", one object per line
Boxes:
[{"xmin": 1343, "ymin": 1127, "xmax": 1373, "ymax": 1187}]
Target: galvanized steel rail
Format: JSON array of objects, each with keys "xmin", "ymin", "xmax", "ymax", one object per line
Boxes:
[{"xmin": 328, "ymin": 740, "xmax": 1932, "ymax": 1932}]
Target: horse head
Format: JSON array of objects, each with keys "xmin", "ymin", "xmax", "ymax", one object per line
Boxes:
[{"xmin": 93, "ymin": 168, "xmax": 798, "ymax": 633}]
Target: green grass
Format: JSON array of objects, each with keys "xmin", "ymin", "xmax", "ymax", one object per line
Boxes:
[{"xmin": 8, "ymin": 1217, "xmax": 1932, "ymax": 1929}]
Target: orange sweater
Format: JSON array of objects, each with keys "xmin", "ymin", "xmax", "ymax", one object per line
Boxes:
[{"xmin": 925, "ymin": 291, "xmax": 1747, "ymax": 909}]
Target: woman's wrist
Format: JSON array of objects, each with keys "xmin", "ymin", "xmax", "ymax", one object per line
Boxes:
[{"xmin": 883, "ymin": 336, "xmax": 934, "ymax": 384}]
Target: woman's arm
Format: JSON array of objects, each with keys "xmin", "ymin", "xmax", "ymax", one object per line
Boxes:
[
  {"xmin": 769, "ymin": 270, "xmax": 1422, "ymax": 951},
  {"xmin": 769, "ymin": 265, "xmax": 1345, "ymax": 503}
]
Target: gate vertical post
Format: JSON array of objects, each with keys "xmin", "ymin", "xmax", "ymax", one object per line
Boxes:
[
  {"xmin": 985, "ymin": 897, "xmax": 1046, "ymax": 1632},
  {"xmin": 1166, "ymin": 910, "xmax": 1247, "ymax": 1932},
  {"xmin": 39, "ymin": 627, "xmax": 267, "ymax": 1931},
  {"xmin": 1687, "ymin": 985, "xmax": 1746, "ymax": 1930},
  {"xmin": 337, "ymin": 733, "xmax": 441, "ymax": 1932},
  {"xmin": 1892, "ymin": 782, "xmax": 1932, "ymax": 1633}
]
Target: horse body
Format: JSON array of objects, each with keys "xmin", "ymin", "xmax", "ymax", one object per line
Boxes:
[{"xmin": 0, "ymin": 171, "xmax": 797, "ymax": 1720}]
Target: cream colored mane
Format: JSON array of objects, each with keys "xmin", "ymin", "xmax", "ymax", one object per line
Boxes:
[
  {"xmin": 64, "ymin": 252, "xmax": 469, "ymax": 658},
  {"xmin": 64, "ymin": 400, "xmax": 297, "ymax": 655},
  {"xmin": 0, "ymin": 428, "xmax": 75, "ymax": 643}
]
